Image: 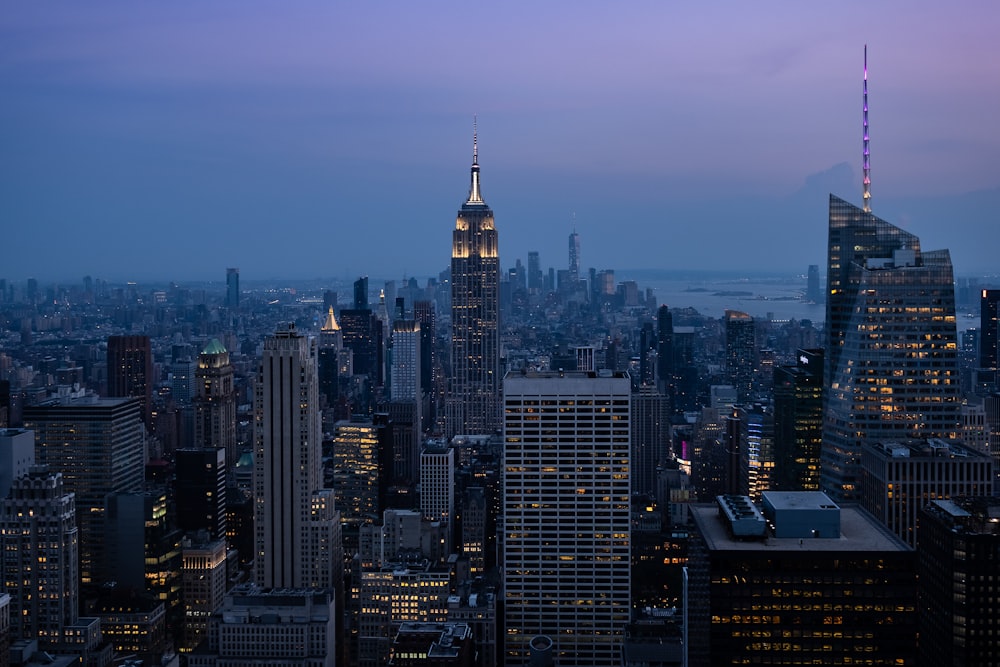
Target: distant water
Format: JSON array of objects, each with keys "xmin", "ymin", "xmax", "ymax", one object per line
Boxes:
[{"xmin": 620, "ymin": 269, "xmax": 825, "ymax": 323}]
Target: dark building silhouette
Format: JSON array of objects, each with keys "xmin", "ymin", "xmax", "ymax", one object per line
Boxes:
[
  {"xmin": 917, "ymin": 497, "xmax": 1000, "ymax": 667},
  {"xmin": 724, "ymin": 310, "xmax": 755, "ymax": 402},
  {"xmin": 107, "ymin": 334, "xmax": 153, "ymax": 427},
  {"xmin": 225, "ymin": 267, "xmax": 239, "ymax": 309},
  {"xmin": 688, "ymin": 493, "xmax": 917, "ymax": 667},
  {"xmin": 806, "ymin": 264, "xmax": 821, "ymax": 303},
  {"xmin": 341, "ymin": 308, "xmax": 377, "ymax": 379},
  {"xmin": 193, "ymin": 338, "xmax": 237, "ymax": 467},
  {"xmin": 773, "ymin": 349, "xmax": 824, "ymax": 491},
  {"xmin": 355, "ymin": 275, "xmax": 370, "ymax": 309},
  {"xmin": 980, "ymin": 288, "xmax": 999, "ymax": 383},
  {"xmin": 174, "ymin": 447, "xmax": 227, "ymax": 541},
  {"xmin": 446, "ymin": 127, "xmax": 499, "ymax": 437}
]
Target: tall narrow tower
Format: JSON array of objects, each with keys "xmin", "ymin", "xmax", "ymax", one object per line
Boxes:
[
  {"xmin": 446, "ymin": 121, "xmax": 500, "ymax": 437},
  {"xmin": 254, "ymin": 324, "xmax": 340, "ymax": 589},
  {"xmin": 568, "ymin": 229, "xmax": 581, "ymax": 283},
  {"xmin": 862, "ymin": 45, "xmax": 871, "ymax": 213}
]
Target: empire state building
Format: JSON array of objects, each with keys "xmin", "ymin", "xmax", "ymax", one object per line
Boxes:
[{"xmin": 446, "ymin": 126, "xmax": 500, "ymax": 437}]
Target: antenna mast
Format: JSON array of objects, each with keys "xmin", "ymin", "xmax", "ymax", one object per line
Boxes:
[{"xmin": 862, "ymin": 45, "xmax": 871, "ymax": 213}]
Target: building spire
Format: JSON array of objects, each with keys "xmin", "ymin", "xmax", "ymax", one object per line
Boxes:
[
  {"xmin": 862, "ymin": 45, "xmax": 871, "ymax": 213},
  {"xmin": 467, "ymin": 115, "xmax": 483, "ymax": 204}
]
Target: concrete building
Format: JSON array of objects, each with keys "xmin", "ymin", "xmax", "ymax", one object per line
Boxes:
[
  {"xmin": 687, "ymin": 492, "xmax": 917, "ymax": 666},
  {"xmin": 502, "ymin": 370, "xmax": 631, "ymax": 666},
  {"xmin": 0, "ymin": 428, "xmax": 34, "ymax": 499},
  {"xmin": 188, "ymin": 585, "xmax": 335, "ymax": 667},
  {"xmin": 861, "ymin": 439, "xmax": 992, "ymax": 548}
]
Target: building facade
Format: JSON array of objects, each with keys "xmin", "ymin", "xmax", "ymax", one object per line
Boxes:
[
  {"xmin": 822, "ymin": 194, "xmax": 961, "ymax": 502},
  {"xmin": 502, "ymin": 370, "xmax": 631, "ymax": 666},
  {"xmin": 446, "ymin": 131, "xmax": 500, "ymax": 438},
  {"xmin": 193, "ymin": 339, "xmax": 237, "ymax": 468}
]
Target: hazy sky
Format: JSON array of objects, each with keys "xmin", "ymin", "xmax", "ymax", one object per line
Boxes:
[{"xmin": 2, "ymin": 2, "xmax": 998, "ymax": 283}]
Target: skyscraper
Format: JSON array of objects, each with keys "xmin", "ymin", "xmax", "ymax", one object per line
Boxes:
[
  {"xmin": 0, "ymin": 466, "xmax": 78, "ymax": 642},
  {"xmin": 107, "ymin": 334, "xmax": 153, "ymax": 428},
  {"xmin": 503, "ymin": 370, "xmax": 631, "ymax": 666},
  {"xmin": 724, "ymin": 310, "xmax": 755, "ymax": 402},
  {"xmin": 193, "ymin": 338, "xmax": 237, "ymax": 467},
  {"xmin": 568, "ymin": 230, "xmax": 580, "ymax": 283},
  {"xmin": 821, "ymin": 51, "xmax": 961, "ymax": 501},
  {"xmin": 773, "ymin": 349, "xmax": 824, "ymax": 491},
  {"xmin": 225, "ymin": 267, "xmax": 239, "ymax": 309},
  {"xmin": 253, "ymin": 324, "xmax": 340, "ymax": 589},
  {"xmin": 821, "ymin": 195, "xmax": 961, "ymax": 501},
  {"xmin": 446, "ymin": 124, "xmax": 499, "ymax": 437},
  {"xmin": 25, "ymin": 397, "xmax": 144, "ymax": 586},
  {"xmin": 980, "ymin": 289, "xmax": 999, "ymax": 376}
]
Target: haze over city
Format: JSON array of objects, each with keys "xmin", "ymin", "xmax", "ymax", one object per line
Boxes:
[{"xmin": 2, "ymin": 2, "xmax": 999, "ymax": 281}]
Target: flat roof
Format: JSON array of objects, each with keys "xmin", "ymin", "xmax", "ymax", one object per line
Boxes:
[
  {"xmin": 690, "ymin": 503, "xmax": 909, "ymax": 553},
  {"xmin": 762, "ymin": 491, "xmax": 840, "ymax": 512}
]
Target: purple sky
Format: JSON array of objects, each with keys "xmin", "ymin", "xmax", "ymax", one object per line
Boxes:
[{"xmin": 2, "ymin": 2, "xmax": 998, "ymax": 283}]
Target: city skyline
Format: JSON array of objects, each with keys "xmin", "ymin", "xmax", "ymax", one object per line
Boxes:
[{"xmin": 3, "ymin": 3, "xmax": 999, "ymax": 282}]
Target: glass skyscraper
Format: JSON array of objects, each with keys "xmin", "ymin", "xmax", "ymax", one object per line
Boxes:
[{"xmin": 821, "ymin": 194, "xmax": 961, "ymax": 501}]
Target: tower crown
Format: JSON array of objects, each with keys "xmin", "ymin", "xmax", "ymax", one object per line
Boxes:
[{"xmin": 863, "ymin": 45, "xmax": 871, "ymax": 213}]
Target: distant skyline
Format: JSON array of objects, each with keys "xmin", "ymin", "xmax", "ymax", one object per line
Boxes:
[{"xmin": 2, "ymin": 2, "xmax": 998, "ymax": 282}]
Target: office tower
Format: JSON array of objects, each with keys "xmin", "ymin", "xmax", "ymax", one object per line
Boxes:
[
  {"xmin": 461, "ymin": 486, "xmax": 487, "ymax": 576},
  {"xmin": 638, "ymin": 321, "xmax": 656, "ymax": 385},
  {"xmin": 446, "ymin": 126, "xmax": 500, "ymax": 438},
  {"xmin": 0, "ymin": 467, "xmax": 78, "ymax": 642},
  {"xmin": 568, "ymin": 230, "xmax": 580, "ymax": 283},
  {"xmin": 104, "ymin": 490, "xmax": 183, "ymax": 625},
  {"xmin": 772, "ymin": 349, "xmax": 823, "ymax": 491},
  {"xmin": 980, "ymin": 289, "xmax": 999, "ymax": 378},
  {"xmin": 420, "ymin": 443, "xmax": 455, "ymax": 552},
  {"xmin": 527, "ymin": 251, "xmax": 542, "ymax": 292},
  {"xmin": 193, "ymin": 339, "xmax": 237, "ymax": 468},
  {"xmin": 332, "ymin": 417, "xmax": 385, "ymax": 551},
  {"xmin": 180, "ymin": 535, "xmax": 227, "ymax": 653},
  {"xmin": 917, "ymin": 497, "xmax": 1000, "ymax": 667},
  {"xmin": 860, "ymin": 439, "xmax": 992, "ymax": 548},
  {"xmin": 656, "ymin": 305, "xmax": 673, "ymax": 394},
  {"xmin": 318, "ymin": 307, "xmax": 343, "ymax": 408},
  {"xmin": 175, "ymin": 447, "xmax": 227, "ymax": 540},
  {"xmin": 254, "ymin": 324, "xmax": 341, "ymax": 589},
  {"xmin": 186, "ymin": 585, "xmax": 336, "ymax": 667},
  {"xmin": 355, "ymin": 276, "xmax": 370, "ymax": 309},
  {"xmin": 724, "ymin": 310, "xmax": 755, "ymax": 402},
  {"xmin": 0, "ymin": 427, "xmax": 34, "ymax": 498},
  {"xmin": 25, "ymin": 397, "xmax": 144, "ymax": 585},
  {"xmin": 225, "ymin": 267, "xmax": 239, "ymax": 309},
  {"xmin": 391, "ymin": 321, "xmax": 422, "ymax": 403},
  {"xmin": 737, "ymin": 402, "xmax": 775, "ymax": 501},
  {"xmin": 107, "ymin": 334, "xmax": 153, "ymax": 427},
  {"xmin": 821, "ymin": 194, "xmax": 961, "ymax": 501},
  {"xmin": 631, "ymin": 385, "xmax": 670, "ymax": 497},
  {"xmin": 341, "ymin": 308, "xmax": 377, "ymax": 379},
  {"xmin": 687, "ymin": 492, "xmax": 917, "ymax": 667},
  {"xmin": 503, "ymin": 370, "xmax": 631, "ymax": 666},
  {"xmin": 806, "ymin": 264, "xmax": 821, "ymax": 303},
  {"xmin": 171, "ymin": 357, "xmax": 196, "ymax": 405}
]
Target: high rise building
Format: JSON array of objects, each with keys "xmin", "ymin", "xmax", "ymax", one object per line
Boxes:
[
  {"xmin": 225, "ymin": 267, "xmax": 239, "ymax": 309},
  {"xmin": 355, "ymin": 276, "xmax": 370, "ymax": 310},
  {"xmin": 860, "ymin": 439, "xmax": 992, "ymax": 548},
  {"xmin": 0, "ymin": 466, "xmax": 78, "ymax": 643},
  {"xmin": 107, "ymin": 334, "xmax": 153, "ymax": 428},
  {"xmin": 980, "ymin": 288, "xmax": 999, "ymax": 378},
  {"xmin": 772, "ymin": 349, "xmax": 824, "ymax": 491},
  {"xmin": 806, "ymin": 264, "xmax": 821, "ymax": 303},
  {"xmin": 687, "ymin": 492, "xmax": 917, "ymax": 666},
  {"xmin": 631, "ymin": 385, "xmax": 670, "ymax": 497},
  {"xmin": 446, "ymin": 125, "xmax": 500, "ymax": 438},
  {"xmin": 917, "ymin": 497, "xmax": 1000, "ymax": 667},
  {"xmin": 568, "ymin": 230, "xmax": 580, "ymax": 283},
  {"xmin": 503, "ymin": 370, "xmax": 631, "ymax": 666},
  {"xmin": 724, "ymin": 310, "xmax": 755, "ymax": 402},
  {"xmin": 821, "ymin": 51, "xmax": 961, "ymax": 501},
  {"xmin": 821, "ymin": 195, "xmax": 961, "ymax": 501},
  {"xmin": 527, "ymin": 251, "xmax": 542, "ymax": 292},
  {"xmin": 0, "ymin": 427, "xmax": 34, "ymax": 499},
  {"xmin": 193, "ymin": 339, "xmax": 237, "ymax": 467},
  {"xmin": 175, "ymin": 447, "xmax": 227, "ymax": 541},
  {"xmin": 419, "ymin": 443, "xmax": 454, "ymax": 552},
  {"xmin": 25, "ymin": 397, "xmax": 144, "ymax": 585},
  {"xmin": 179, "ymin": 535, "xmax": 227, "ymax": 653},
  {"xmin": 737, "ymin": 402, "xmax": 775, "ymax": 501},
  {"xmin": 318, "ymin": 307, "xmax": 343, "ymax": 409},
  {"xmin": 253, "ymin": 324, "xmax": 341, "ymax": 589}
]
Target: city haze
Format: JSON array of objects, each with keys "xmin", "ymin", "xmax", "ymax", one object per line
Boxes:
[{"xmin": 2, "ymin": 2, "xmax": 999, "ymax": 281}]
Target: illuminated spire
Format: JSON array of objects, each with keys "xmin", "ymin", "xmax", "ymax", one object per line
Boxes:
[
  {"xmin": 863, "ymin": 45, "xmax": 871, "ymax": 213},
  {"xmin": 467, "ymin": 115, "xmax": 483, "ymax": 204},
  {"xmin": 321, "ymin": 306, "xmax": 339, "ymax": 332}
]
